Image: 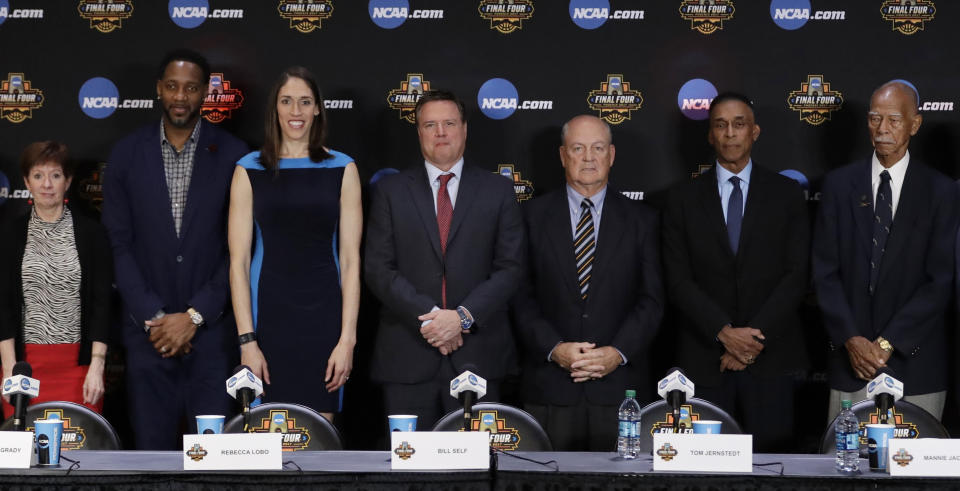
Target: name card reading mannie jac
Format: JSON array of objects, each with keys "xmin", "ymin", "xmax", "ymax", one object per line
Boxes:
[
  {"xmin": 391, "ymin": 431, "xmax": 489, "ymax": 470},
  {"xmin": 182, "ymin": 433, "xmax": 282, "ymax": 471},
  {"xmin": 652, "ymin": 433, "xmax": 752, "ymax": 473},
  {"xmin": 888, "ymin": 438, "xmax": 960, "ymax": 477}
]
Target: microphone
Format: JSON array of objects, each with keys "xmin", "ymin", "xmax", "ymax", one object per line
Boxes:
[
  {"xmin": 865, "ymin": 368, "xmax": 903, "ymax": 424},
  {"xmin": 225, "ymin": 365, "xmax": 264, "ymax": 431},
  {"xmin": 2, "ymin": 362, "xmax": 40, "ymax": 432},
  {"xmin": 450, "ymin": 366, "xmax": 487, "ymax": 431},
  {"xmin": 657, "ymin": 367, "xmax": 695, "ymax": 433}
]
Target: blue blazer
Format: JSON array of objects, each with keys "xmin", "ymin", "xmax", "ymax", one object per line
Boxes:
[
  {"xmin": 813, "ymin": 158, "xmax": 959, "ymax": 394},
  {"xmin": 102, "ymin": 120, "xmax": 249, "ymax": 344}
]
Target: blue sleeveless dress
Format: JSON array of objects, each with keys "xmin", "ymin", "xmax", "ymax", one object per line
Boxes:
[{"xmin": 237, "ymin": 150, "xmax": 352, "ymax": 412}]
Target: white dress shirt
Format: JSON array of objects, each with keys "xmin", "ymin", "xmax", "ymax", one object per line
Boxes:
[
  {"xmin": 425, "ymin": 158, "xmax": 465, "ymax": 214},
  {"xmin": 871, "ymin": 150, "xmax": 909, "ymax": 218}
]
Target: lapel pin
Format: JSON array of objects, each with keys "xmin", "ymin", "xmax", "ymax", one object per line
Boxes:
[
  {"xmin": 206, "ymin": 144, "xmax": 218, "ymax": 153},
  {"xmin": 859, "ymin": 195, "xmax": 870, "ymax": 207}
]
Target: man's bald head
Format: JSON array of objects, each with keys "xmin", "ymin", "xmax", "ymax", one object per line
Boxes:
[{"xmin": 561, "ymin": 115, "xmax": 613, "ymax": 146}]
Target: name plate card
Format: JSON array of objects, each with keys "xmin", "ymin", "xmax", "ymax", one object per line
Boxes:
[
  {"xmin": 182, "ymin": 433, "xmax": 282, "ymax": 471},
  {"xmin": 0, "ymin": 431, "xmax": 33, "ymax": 469},
  {"xmin": 652, "ymin": 433, "xmax": 752, "ymax": 473},
  {"xmin": 888, "ymin": 438, "xmax": 960, "ymax": 477},
  {"xmin": 390, "ymin": 431, "xmax": 489, "ymax": 470}
]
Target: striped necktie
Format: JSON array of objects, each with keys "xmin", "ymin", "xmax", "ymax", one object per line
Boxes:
[
  {"xmin": 574, "ymin": 198, "xmax": 596, "ymax": 301},
  {"xmin": 869, "ymin": 170, "xmax": 893, "ymax": 295}
]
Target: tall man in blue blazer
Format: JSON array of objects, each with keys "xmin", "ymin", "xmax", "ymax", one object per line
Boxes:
[
  {"xmin": 513, "ymin": 115, "xmax": 663, "ymax": 450},
  {"xmin": 663, "ymin": 93, "xmax": 809, "ymax": 452},
  {"xmin": 102, "ymin": 50, "xmax": 248, "ymax": 449},
  {"xmin": 814, "ymin": 81, "xmax": 959, "ymax": 422},
  {"xmin": 365, "ymin": 90, "xmax": 525, "ymax": 428}
]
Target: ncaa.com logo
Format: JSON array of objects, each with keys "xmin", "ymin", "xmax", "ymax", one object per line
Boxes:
[
  {"xmin": 569, "ymin": 0, "xmax": 644, "ymax": 29},
  {"xmin": 770, "ymin": 0, "xmax": 844, "ymax": 30},
  {"xmin": 168, "ymin": 0, "xmax": 242, "ymax": 29},
  {"xmin": 369, "ymin": 0, "xmax": 443, "ymax": 29},
  {"xmin": 0, "ymin": 0, "xmax": 43, "ymax": 26},
  {"xmin": 78, "ymin": 77, "xmax": 153, "ymax": 119},
  {"xmin": 677, "ymin": 78, "xmax": 717, "ymax": 120},
  {"xmin": 477, "ymin": 78, "xmax": 553, "ymax": 120},
  {"xmin": 0, "ymin": 170, "xmax": 31, "ymax": 204},
  {"xmin": 894, "ymin": 78, "xmax": 953, "ymax": 112}
]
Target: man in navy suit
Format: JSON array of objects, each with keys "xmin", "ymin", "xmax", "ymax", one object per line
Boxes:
[
  {"xmin": 365, "ymin": 90, "xmax": 525, "ymax": 429},
  {"xmin": 102, "ymin": 50, "xmax": 248, "ymax": 449},
  {"xmin": 663, "ymin": 93, "xmax": 809, "ymax": 452},
  {"xmin": 814, "ymin": 81, "xmax": 959, "ymax": 422},
  {"xmin": 513, "ymin": 115, "xmax": 663, "ymax": 450}
]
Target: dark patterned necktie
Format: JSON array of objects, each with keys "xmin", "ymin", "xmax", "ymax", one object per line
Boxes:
[
  {"xmin": 437, "ymin": 173, "xmax": 454, "ymax": 308},
  {"xmin": 869, "ymin": 170, "xmax": 893, "ymax": 295},
  {"xmin": 727, "ymin": 176, "xmax": 743, "ymax": 254},
  {"xmin": 574, "ymin": 199, "xmax": 596, "ymax": 301}
]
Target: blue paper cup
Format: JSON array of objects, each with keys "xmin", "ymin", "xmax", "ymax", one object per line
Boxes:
[
  {"xmin": 692, "ymin": 420, "xmax": 722, "ymax": 434},
  {"xmin": 866, "ymin": 423, "xmax": 895, "ymax": 471},
  {"xmin": 196, "ymin": 415, "xmax": 225, "ymax": 434},
  {"xmin": 388, "ymin": 414, "xmax": 417, "ymax": 432},
  {"xmin": 34, "ymin": 419, "xmax": 63, "ymax": 467}
]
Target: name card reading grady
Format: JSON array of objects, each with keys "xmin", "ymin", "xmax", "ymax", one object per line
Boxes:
[
  {"xmin": 652, "ymin": 433, "xmax": 752, "ymax": 473},
  {"xmin": 0, "ymin": 432, "xmax": 33, "ymax": 469},
  {"xmin": 182, "ymin": 433, "xmax": 282, "ymax": 471},
  {"xmin": 888, "ymin": 438, "xmax": 960, "ymax": 477},
  {"xmin": 390, "ymin": 431, "xmax": 489, "ymax": 470}
]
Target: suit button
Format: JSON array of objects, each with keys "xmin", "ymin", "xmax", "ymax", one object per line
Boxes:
[
  {"xmin": 581, "ymin": 314, "xmax": 589, "ymax": 319},
  {"xmin": 176, "ymin": 255, "xmax": 183, "ymax": 263}
]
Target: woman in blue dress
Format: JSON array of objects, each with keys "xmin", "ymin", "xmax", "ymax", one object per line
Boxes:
[{"xmin": 228, "ymin": 67, "xmax": 361, "ymax": 421}]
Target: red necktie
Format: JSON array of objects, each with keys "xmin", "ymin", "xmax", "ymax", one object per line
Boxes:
[{"xmin": 437, "ymin": 173, "xmax": 454, "ymax": 308}]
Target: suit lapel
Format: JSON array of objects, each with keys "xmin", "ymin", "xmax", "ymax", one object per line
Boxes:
[
  {"xmin": 849, "ymin": 160, "xmax": 875, "ymax": 258},
  {"xmin": 587, "ymin": 189, "xmax": 626, "ymax": 303},
  {"xmin": 877, "ymin": 162, "xmax": 921, "ymax": 284},
  {"xmin": 446, "ymin": 165, "xmax": 479, "ymax": 248},
  {"xmin": 406, "ymin": 165, "xmax": 443, "ymax": 261},
  {"xmin": 180, "ymin": 122, "xmax": 214, "ymax": 240},
  {"xmin": 696, "ymin": 169, "xmax": 733, "ymax": 257},
  {"xmin": 545, "ymin": 190, "xmax": 581, "ymax": 300},
  {"xmin": 141, "ymin": 124, "xmax": 178, "ymax": 242}
]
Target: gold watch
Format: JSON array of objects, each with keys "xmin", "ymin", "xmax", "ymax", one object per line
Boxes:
[{"xmin": 876, "ymin": 336, "xmax": 893, "ymax": 353}]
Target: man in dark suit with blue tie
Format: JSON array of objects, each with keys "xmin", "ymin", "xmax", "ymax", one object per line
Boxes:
[
  {"xmin": 365, "ymin": 91, "xmax": 525, "ymax": 428},
  {"xmin": 102, "ymin": 50, "xmax": 248, "ymax": 449},
  {"xmin": 513, "ymin": 115, "xmax": 663, "ymax": 450},
  {"xmin": 663, "ymin": 93, "xmax": 810, "ymax": 452},
  {"xmin": 814, "ymin": 81, "xmax": 959, "ymax": 422}
]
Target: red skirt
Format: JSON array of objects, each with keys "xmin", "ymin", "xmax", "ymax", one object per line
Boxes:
[{"xmin": 2, "ymin": 343, "xmax": 103, "ymax": 419}]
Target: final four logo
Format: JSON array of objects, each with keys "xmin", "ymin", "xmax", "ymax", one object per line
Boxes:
[
  {"xmin": 880, "ymin": 0, "xmax": 935, "ymax": 35},
  {"xmin": 587, "ymin": 74, "xmax": 643, "ymax": 125},
  {"xmin": 201, "ymin": 73, "xmax": 244, "ymax": 123},
  {"xmin": 679, "ymin": 0, "xmax": 735, "ymax": 34},
  {"xmin": 278, "ymin": 0, "xmax": 333, "ymax": 33},
  {"xmin": 787, "ymin": 75, "xmax": 844, "ymax": 125},
  {"xmin": 478, "ymin": 0, "xmax": 534, "ymax": 34},
  {"xmin": 186, "ymin": 443, "xmax": 208, "ymax": 461},
  {"xmin": 860, "ymin": 408, "xmax": 919, "ymax": 443},
  {"xmin": 386, "ymin": 73, "xmax": 431, "ymax": 124},
  {"xmin": 26, "ymin": 410, "xmax": 87, "ymax": 450},
  {"xmin": 77, "ymin": 0, "xmax": 134, "ymax": 33},
  {"xmin": 249, "ymin": 410, "xmax": 311, "ymax": 451},
  {"xmin": 0, "ymin": 73, "xmax": 43, "ymax": 123},
  {"xmin": 650, "ymin": 404, "xmax": 699, "ymax": 434},
  {"xmin": 497, "ymin": 164, "xmax": 535, "ymax": 202},
  {"xmin": 464, "ymin": 409, "xmax": 521, "ymax": 451}
]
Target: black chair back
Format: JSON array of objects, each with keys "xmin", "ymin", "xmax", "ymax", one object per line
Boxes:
[
  {"xmin": 818, "ymin": 399, "xmax": 949, "ymax": 454},
  {"xmin": 432, "ymin": 402, "xmax": 553, "ymax": 451},
  {"xmin": 0, "ymin": 401, "xmax": 121, "ymax": 450},
  {"xmin": 224, "ymin": 402, "xmax": 343, "ymax": 450},
  {"xmin": 638, "ymin": 398, "xmax": 743, "ymax": 454}
]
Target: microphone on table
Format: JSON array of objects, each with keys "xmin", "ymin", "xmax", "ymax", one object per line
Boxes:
[
  {"xmin": 226, "ymin": 364, "xmax": 264, "ymax": 431},
  {"xmin": 2, "ymin": 361, "xmax": 40, "ymax": 432},
  {"xmin": 657, "ymin": 367, "xmax": 695, "ymax": 434},
  {"xmin": 450, "ymin": 365, "xmax": 487, "ymax": 431},
  {"xmin": 865, "ymin": 367, "xmax": 903, "ymax": 425}
]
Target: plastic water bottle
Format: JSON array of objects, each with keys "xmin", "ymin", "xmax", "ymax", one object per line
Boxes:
[
  {"xmin": 617, "ymin": 389, "xmax": 641, "ymax": 459},
  {"xmin": 835, "ymin": 399, "xmax": 860, "ymax": 473}
]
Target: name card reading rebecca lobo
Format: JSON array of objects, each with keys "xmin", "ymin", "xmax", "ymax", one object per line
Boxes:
[
  {"xmin": 183, "ymin": 433, "xmax": 282, "ymax": 471},
  {"xmin": 0, "ymin": 431, "xmax": 33, "ymax": 469},
  {"xmin": 391, "ymin": 431, "xmax": 489, "ymax": 470},
  {"xmin": 888, "ymin": 438, "xmax": 960, "ymax": 477},
  {"xmin": 653, "ymin": 433, "xmax": 752, "ymax": 473}
]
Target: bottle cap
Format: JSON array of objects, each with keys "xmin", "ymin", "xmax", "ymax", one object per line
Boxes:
[
  {"xmin": 841, "ymin": 399, "xmax": 852, "ymax": 409},
  {"xmin": 625, "ymin": 389, "xmax": 636, "ymax": 398}
]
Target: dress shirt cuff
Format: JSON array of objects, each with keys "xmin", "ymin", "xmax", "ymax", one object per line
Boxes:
[
  {"xmin": 547, "ymin": 342, "xmax": 562, "ymax": 362},
  {"xmin": 615, "ymin": 348, "xmax": 627, "ymax": 366},
  {"xmin": 420, "ymin": 305, "xmax": 440, "ymax": 328}
]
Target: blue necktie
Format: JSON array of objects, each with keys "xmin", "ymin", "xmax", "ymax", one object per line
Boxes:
[
  {"xmin": 869, "ymin": 170, "xmax": 893, "ymax": 295},
  {"xmin": 727, "ymin": 176, "xmax": 743, "ymax": 254}
]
